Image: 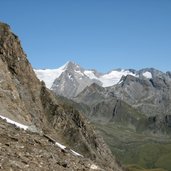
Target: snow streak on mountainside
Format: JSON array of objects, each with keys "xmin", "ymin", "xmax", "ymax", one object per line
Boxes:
[{"xmin": 0, "ymin": 115, "xmax": 28, "ymax": 130}]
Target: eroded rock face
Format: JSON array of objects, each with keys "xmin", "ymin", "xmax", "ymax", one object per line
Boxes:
[
  {"xmin": 0, "ymin": 22, "xmax": 122, "ymax": 171},
  {"xmin": 0, "ymin": 23, "xmax": 42, "ymax": 125},
  {"xmin": 113, "ymin": 69, "xmax": 171, "ymax": 118},
  {"xmin": 40, "ymin": 84, "xmax": 120, "ymax": 170}
]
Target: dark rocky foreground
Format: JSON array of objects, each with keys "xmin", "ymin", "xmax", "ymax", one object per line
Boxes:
[{"xmin": 0, "ymin": 117, "xmax": 105, "ymax": 171}]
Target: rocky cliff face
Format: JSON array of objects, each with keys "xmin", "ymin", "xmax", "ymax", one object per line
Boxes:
[
  {"xmin": 73, "ymin": 83, "xmax": 146, "ymax": 129},
  {"xmin": 110, "ymin": 68, "xmax": 171, "ymax": 131},
  {"xmin": 112, "ymin": 68, "xmax": 171, "ymax": 117},
  {"xmin": 0, "ymin": 22, "xmax": 42, "ymax": 126},
  {"xmin": 0, "ymin": 22, "xmax": 122, "ymax": 171}
]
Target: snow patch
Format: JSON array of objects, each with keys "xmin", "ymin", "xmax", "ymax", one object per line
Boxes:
[
  {"xmin": 55, "ymin": 142, "xmax": 83, "ymax": 157},
  {"xmin": 84, "ymin": 70, "xmax": 98, "ymax": 79},
  {"xmin": 90, "ymin": 164, "xmax": 100, "ymax": 170},
  {"xmin": 85, "ymin": 70, "xmax": 136, "ymax": 87},
  {"xmin": 34, "ymin": 62, "xmax": 68, "ymax": 89},
  {"xmin": 100, "ymin": 70, "xmax": 136, "ymax": 87},
  {"xmin": 55, "ymin": 142, "xmax": 66, "ymax": 150},
  {"xmin": 75, "ymin": 70, "xmax": 84, "ymax": 76},
  {"xmin": 0, "ymin": 115, "xmax": 28, "ymax": 130},
  {"xmin": 143, "ymin": 71, "xmax": 152, "ymax": 79},
  {"xmin": 70, "ymin": 149, "xmax": 83, "ymax": 157}
]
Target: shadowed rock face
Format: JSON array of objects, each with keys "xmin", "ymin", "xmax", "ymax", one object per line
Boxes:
[
  {"xmin": 73, "ymin": 83, "xmax": 146, "ymax": 128},
  {"xmin": 0, "ymin": 22, "xmax": 122, "ymax": 171},
  {"xmin": 114, "ymin": 69, "xmax": 171, "ymax": 117},
  {"xmin": 0, "ymin": 22, "xmax": 42, "ymax": 125},
  {"xmin": 74, "ymin": 72, "xmax": 171, "ymax": 134}
]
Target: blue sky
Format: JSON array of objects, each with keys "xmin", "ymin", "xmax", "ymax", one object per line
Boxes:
[{"xmin": 1, "ymin": 0, "xmax": 171, "ymax": 72}]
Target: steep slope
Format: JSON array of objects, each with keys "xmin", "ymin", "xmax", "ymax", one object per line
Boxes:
[
  {"xmin": 0, "ymin": 22, "xmax": 122, "ymax": 171},
  {"xmin": 111, "ymin": 68, "xmax": 171, "ymax": 128},
  {"xmin": 73, "ymin": 83, "xmax": 146, "ymax": 129},
  {"xmin": 0, "ymin": 117, "xmax": 106, "ymax": 171},
  {"xmin": 0, "ymin": 22, "xmax": 42, "ymax": 126}
]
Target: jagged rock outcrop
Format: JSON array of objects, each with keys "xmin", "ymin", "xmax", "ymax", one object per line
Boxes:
[
  {"xmin": 110, "ymin": 68, "xmax": 171, "ymax": 130},
  {"xmin": 0, "ymin": 22, "xmax": 122, "ymax": 171},
  {"xmin": 0, "ymin": 22, "xmax": 42, "ymax": 126},
  {"xmin": 114, "ymin": 68, "xmax": 171, "ymax": 117}
]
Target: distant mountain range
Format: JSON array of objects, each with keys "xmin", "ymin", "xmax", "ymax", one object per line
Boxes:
[
  {"xmin": 35, "ymin": 61, "xmax": 170, "ymax": 98},
  {"xmin": 35, "ymin": 62, "xmax": 171, "ymax": 170}
]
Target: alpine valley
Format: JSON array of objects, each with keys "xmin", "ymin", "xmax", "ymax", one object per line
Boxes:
[{"xmin": 35, "ymin": 61, "xmax": 171, "ymax": 171}]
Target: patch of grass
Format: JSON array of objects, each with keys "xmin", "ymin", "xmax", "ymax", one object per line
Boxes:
[
  {"xmin": 126, "ymin": 164, "xmax": 168, "ymax": 171},
  {"xmin": 155, "ymin": 153, "xmax": 171, "ymax": 171},
  {"xmin": 94, "ymin": 122, "xmax": 171, "ymax": 171}
]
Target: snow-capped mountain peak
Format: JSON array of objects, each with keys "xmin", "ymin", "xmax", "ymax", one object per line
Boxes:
[
  {"xmin": 34, "ymin": 62, "xmax": 156, "ymax": 98},
  {"xmin": 34, "ymin": 61, "xmax": 80, "ymax": 89}
]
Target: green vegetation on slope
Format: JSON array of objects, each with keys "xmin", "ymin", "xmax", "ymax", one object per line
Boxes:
[
  {"xmin": 94, "ymin": 123, "xmax": 171, "ymax": 171},
  {"xmin": 127, "ymin": 164, "xmax": 167, "ymax": 171},
  {"xmin": 54, "ymin": 94, "xmax": 171, "ymax": 171}
]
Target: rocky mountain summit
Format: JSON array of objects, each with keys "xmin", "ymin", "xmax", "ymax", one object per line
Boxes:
[
  {"xmin": 0, "ymin": 22, "xmax": 122, "ymax": 171},
  {"xmin": 51, "ymin": 62, "xmax": 101, "ymax": 98}
]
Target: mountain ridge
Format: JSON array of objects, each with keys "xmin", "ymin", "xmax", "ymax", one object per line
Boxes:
[{"xmin": 35, "ymin": 61, "xmax": 169, "ymax": 98}]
